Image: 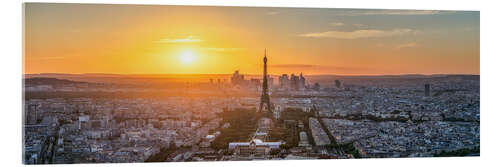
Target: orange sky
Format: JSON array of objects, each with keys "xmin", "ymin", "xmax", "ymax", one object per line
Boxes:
[{"xmin": 24, "ymin": 3, "xmax": 480, "ymax": 75}]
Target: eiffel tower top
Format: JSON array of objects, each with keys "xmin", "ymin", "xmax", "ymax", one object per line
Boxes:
[{"xmin": 264, "ymin": 49, "xmax": 267, "ymax": 62}]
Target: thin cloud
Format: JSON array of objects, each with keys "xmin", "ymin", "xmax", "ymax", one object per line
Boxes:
[
  {"xmin": 396, "ymin": 42, "xmax": 418, "ymax": 49},
  {"xmin": 270, "ymin": 64, "xmax": 370, "ymax": 72},
  {"xmin": 271, "ymin": 64, "xmax": 317, "ymax": 68},
  {"xmin": 265, "ymin": 11, "xmax": 280, "ymax": 15},
  {"xmin": 203, "ymin": 48, "xmax": 244, "ymax": 52},
  {"xmin": 298, "ymin": 29, "xmax": 415, "ymax": 39},
  {"xmin": 329, "ymin": 22, "xmax": 345, "ymax": 26},
  {"xmin": 353, "ymin": 23, "xmax": 366, "ymax": 27},
  {"xmin": 336, "ymin": 10, "xmax": 455, "ymax": 16},
  {"xmin": 156, "ymin": 36, "xmax": 203, "ymax": 43}
]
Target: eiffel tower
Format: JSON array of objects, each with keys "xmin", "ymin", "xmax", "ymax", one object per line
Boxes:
[{"xmin": 258, "ymin": 49, "xmax": 272, "ymax": 113}]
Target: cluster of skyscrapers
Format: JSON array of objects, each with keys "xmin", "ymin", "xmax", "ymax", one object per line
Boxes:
[
  {"xmin": 278, "ymin": 73, "xmax": 306, "ymax": 91},
  {"xmin": 230, "ymin": 71, "xmax": 308, "ymax": 92},
  {"xmin": 230, "ymin": 70, "xmax": 275, "ymax": 89}
]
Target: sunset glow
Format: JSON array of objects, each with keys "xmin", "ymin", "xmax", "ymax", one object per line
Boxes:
[{"xmin": 24, "ymin": 4, "xmax": 480, "ymax": 75}]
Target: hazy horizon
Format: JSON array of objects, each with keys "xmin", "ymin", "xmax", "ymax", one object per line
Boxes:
[{"xmin": 23, "ymin": 72, "xmax": 479, "ymax": 77}]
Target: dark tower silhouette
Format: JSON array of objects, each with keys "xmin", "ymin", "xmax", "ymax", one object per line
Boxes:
[
  {"xmin": 259, "ymin": 49, "xmax": 272, "ymax": 113},
  {"xmin": 425, "ymin": 84, "xmax": 431, "ymax": 96}
]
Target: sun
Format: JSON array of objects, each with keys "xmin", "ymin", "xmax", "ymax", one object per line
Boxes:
[{"xmin": 179, "ymin": 50, "xmax": 196, "ymax": 64}]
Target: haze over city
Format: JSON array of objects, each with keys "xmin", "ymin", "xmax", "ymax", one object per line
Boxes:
[{"xmin": 25, "ymin": 3, "xmax": 479, "ymax": 75}]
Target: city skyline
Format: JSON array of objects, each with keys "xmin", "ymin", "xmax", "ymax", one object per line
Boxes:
[{"xmin": 25, "ymin": 3, "xmax": 479, "ymax": 75}]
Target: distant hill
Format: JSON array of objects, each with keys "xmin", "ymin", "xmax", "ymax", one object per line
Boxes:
[
  {"xmin": 23, "ymin": 73, "xmax": 479, "ymax": 86},
  {"xmin": 24, "ymin": 77, "xmax": 88, "ymax": 86}
]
